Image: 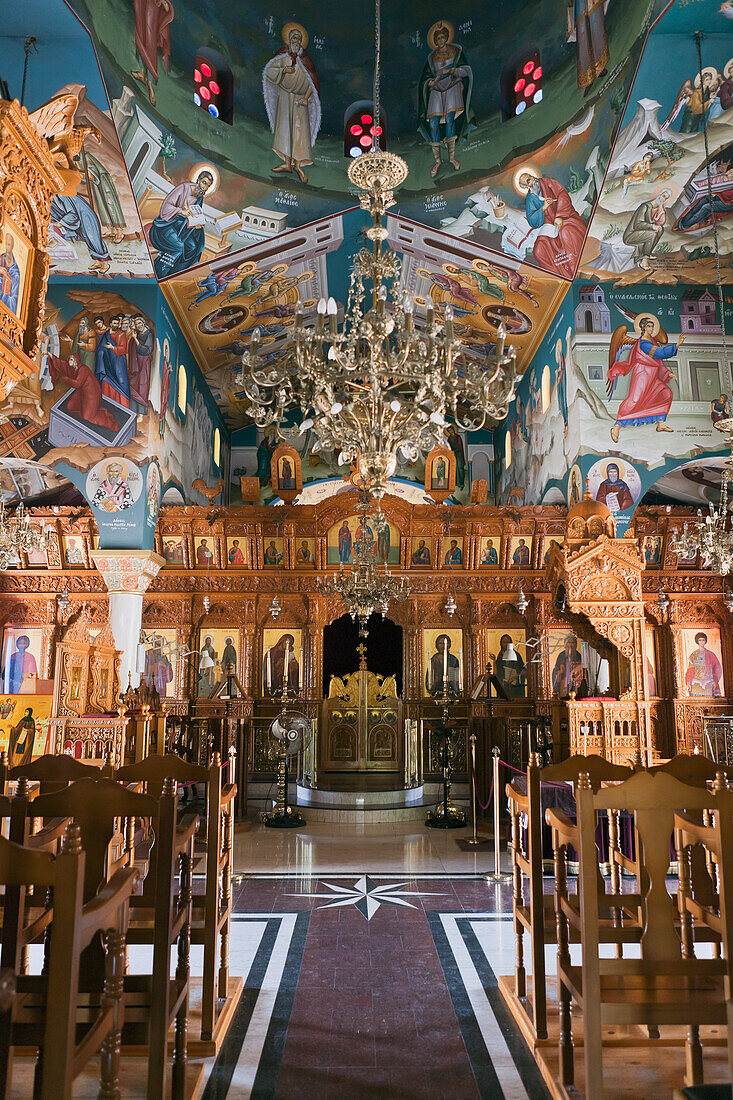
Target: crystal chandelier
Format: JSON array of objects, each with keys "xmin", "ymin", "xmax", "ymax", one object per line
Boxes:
[
  {"xmin": 236, "ymin": 2, "xmax": 518, "ymax": 502},
  {"xmin": 0, "ymin": 501, "xmax": 49, "ymax": 569},
  {"xmin": 671, "ymin": 434, "xmax": 733, "ymax": 575},
  {"xmin": 317, "ymin": 494, "xmax": 409, "ymax": 636}
]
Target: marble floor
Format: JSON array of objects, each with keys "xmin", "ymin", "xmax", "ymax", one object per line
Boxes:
[{"xmin": 193, "ymin": 820, "xmax": 544, "ymax": 1099}]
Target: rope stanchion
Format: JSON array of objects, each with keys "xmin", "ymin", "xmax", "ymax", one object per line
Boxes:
[
  {"xmin": 486, "ymin": 747, "xmax": 512, "ymax": 883},
  {"xmin": 465, "ymin": 732, "xmax": 491, "ymax": 847}
]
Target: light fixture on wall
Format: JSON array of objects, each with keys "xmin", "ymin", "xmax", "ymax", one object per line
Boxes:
[
  {"xmin": 236, "ymin": 0, "xmax": 518, "ymax": 504},
  {"xmin": 57, "ymin": 586, "xmax": 69, "ymax": 619},
  {"xmin": 515, "ymin": 583, "xmax": 529, "ymax": 615},
  {"xmin": 0, "ymin": 501, "xmax": 50, "ymax": 570},
  {"xmin": 269, "ymin": 594, "xmax": 282, "ymax": 620},
  {"xmin": 656, "ymin": 586, "xmax": 670, "ymax": 616},
  {"xmin": 726, "ymin": 590, "xmax": 733, "ymax": 613},
  {"xmin": 444, "ymin": 594, "xmax": 457, "ymax": 617}
]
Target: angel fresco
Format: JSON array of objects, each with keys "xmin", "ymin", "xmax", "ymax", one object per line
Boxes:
[
  {"xmin": 263, "ymin": 23, "xmax": 321, "ymax": 184},
  {"xmin": 606, "ymin": 313, "xmax": 683, "ymax": 444},
  {"xmin": 417, "ymin": 21, "xmax": 475, "ymax": 179}
]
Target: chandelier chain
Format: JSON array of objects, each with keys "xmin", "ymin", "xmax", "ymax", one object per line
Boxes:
[{"xmin": 372, "ymin": 0, "xmax": 381, "ymax": 149}]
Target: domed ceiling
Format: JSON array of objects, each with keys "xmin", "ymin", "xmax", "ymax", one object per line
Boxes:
[{"xmin": 54, "ymin": 0, "xmax": 675, "ymax": 424}]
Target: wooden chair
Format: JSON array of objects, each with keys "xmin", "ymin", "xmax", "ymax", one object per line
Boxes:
[
  {"xmin": 26, "ymin": 777, "xmax": 197, "ymax": 1100},
  {"xmin": 547, "ymin": 769, "xmax": 732, "ymax": 1098},
  {"xmin": 115, "ymin": 751, "xmax": 237, "ymax": 1042},
  {"xmin": 506, "ymin": 753, "xmax": 632, "ymax": 1042},
  {"xmin": 0, "ymin": 820, "xmax": 139, "ymax": 1100},
  {"xmin": 675, "ymin": 777, "xmax": 733, "ymax": 1088},
  {"xmin": 9, "ymin": 752, "xmax": 112, "ymax": 795}
]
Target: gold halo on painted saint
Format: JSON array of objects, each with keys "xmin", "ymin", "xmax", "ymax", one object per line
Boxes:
[
  {"xmin": 427, "ymin": 20, "xmax": 454, "ymax": 50},
  {"xmin": 103, "ymin": 458, "xmax": 128, "ymax": 481},
  {"xmin": 694, "ymin": 65, "xmax": 718, "ymax": 88},
  {"xmin": 281, "ymin": 21, "xmax": 308, "ymax": 48},
  {"xmin": 633, "ymin": 313, "xmax": 660, "ymax": 337},
  {"xmin": 191, "ymin": 162, "xmax": 219, "ymax": 195},
  {"xmin": 513, "ymin": 165, "xmax": 542, "ymax": 195},
  {"xmin": 724, "ymin": 58, "xmax": 733, "ymax": 80}
]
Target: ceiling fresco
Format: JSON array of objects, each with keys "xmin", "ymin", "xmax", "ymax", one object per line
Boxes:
[
  {"xmin": 63, "ymin": 0, "xmax": 666, "ymax": 286},
  {"xmin": 581, "ymin": 7, "xmax": 733, "ymax": 284}
]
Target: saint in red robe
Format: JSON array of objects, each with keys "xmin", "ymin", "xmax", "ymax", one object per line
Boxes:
[
  {"xmin": 49, "ymin": 355, "xmax": 119, "ymax": 433},
  {"xmin": 531, "ymin": 178, "xmax": 587, "ymax": 279},
  {"xmin": 134, "ymin": 0, "xmax": 174, "ymax": 81}
]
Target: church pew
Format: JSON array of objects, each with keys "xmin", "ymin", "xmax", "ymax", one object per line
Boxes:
[
  {"xmin": 505, "ymin": 753, "xmax": 633, "ymax": 1042},
  {"xmin": 547, "ymin": 770, "xmax": 733, "ymax": 1098},
  {"xmin": 115, "ymin": 750, "xmax": 237, "ymax": 1042},
  {"xmin": 0, "ymin": 819, "xmax": 139, "ymax": 1100},
  {"xmin": 23, "ymin": 777, "xmax": 196, "ymax": 1100}
]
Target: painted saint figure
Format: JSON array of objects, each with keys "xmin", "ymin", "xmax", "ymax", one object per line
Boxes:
[
  {"xmin": 685, "ymin": 632, "xmax": 723, "ymax": 697},
  {"xmin": 595, "ymin": 462, "xmax": 634, "ymax": 512},
  {"xmin": 607, "ymin": 315, "xmax": 681, "ymax": 443},
  {"xmin": 49, "ymin": 353, "xmax": 119, "ymax": 434},
  {"xmin": 417, "ymin": 21, "xmax": 474, "ymax": 178},
  {"xmin": 446, "ymin": 424, "xmax": 466, "ymax": 490},
  {"xmin": 50, "ymin": 193, "xmax": 111, "ymax": 274},
  {"xmin": 144, "ymin": 643, "xmax": 173, "ymax": 696},
  {"xmin": 228, "ymin": 539, "xmax": 245, "ymax": 565},
  {"xmin": 196, "ymin": 539, "xmax": 213, "ymax": 566},
  {"xmin": 296, "ymin": 540, "xmax": 314, "ymax": 564},
  {"xmin": 566, "ymin": 0, "xmax": 608, "ymax": 92},
  {"xmin": 263, "ymin": 23, "xmax": 321, "ymax": 184},
  {"xmin": 127, "ymin": 314, "xmax": 154, "ymax": 406},
  {"xmin": 426, "ymin": 634, "xmax": 460, "ymax": 697},
  {"xmin": 494, "ymin": 635, "xmax": 526, "ymax": 699},
  {"xmin": 412, "ymin": 539, "xmax": 431, "ymax": 566},
  {"xmin": 91, "ymin": 461, "xmax": 133, "ymax": 512},
  {"xmin": 2, "ymin": 635, "xmax": 38, "ymax": 694},
  {"xmin": 444, "ymin": 539, "xmax": 462, "ymax": 565},
  {"xmin": 84, "ymin": 151, "xmax": 126, "ymax": 243},
  {"xmin": 149, "ymin": 172, "xmax": 213, "ymax": 279},
  {"xmin": 263, "ymin": 633, "xmax": 299, "ymax": 696},
  {"xmin": 518, "ymin": 171, "xmax": 586, "ymax": 279},
  {"xmin": 338, "ymin": 520, "xmax": 352, "ymax": 563},
  {"xmin": 480, "ymin": 539, "xmax": 498, "ymax": 565},
  {"xmin": 552, "ymin": 635, "xmax": 586, "ymax": 698},
  {"xmin": 512, "ymin": 538, "xmax": 530, "ymax": 566},
  {"xmin": 8, "ymin": 707, "xmax": 36, "ymax": 768},
  {"xmin": 0, "ymin": 234, "xmax": 20, "ymax": 315},
  {"xmin": 131, "ymin": 0, "xmax": 174, "ymax": 106}
]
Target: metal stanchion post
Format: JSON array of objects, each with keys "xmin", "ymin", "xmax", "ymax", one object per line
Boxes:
[
  {"xmin": 466, "ymin": 731, "xmax": 488, "ymax": 847},
  {"xmin": 487, "ymin": 746, "xmax": 511, "ymax": 882}
]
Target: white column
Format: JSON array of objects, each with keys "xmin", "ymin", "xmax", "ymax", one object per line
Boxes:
[
  {"xmin": 108, "ymin": 590, "xmax": 145, "ymax": 689},
  {"xmin": 91, "ymin": 549, "xmax": 165, "ymax": 693}
]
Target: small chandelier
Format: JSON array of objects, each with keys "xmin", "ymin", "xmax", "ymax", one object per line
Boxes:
[
  {"xmin": 444, "ymin": 594, "xmax": 457, "ymax": 617},
  {"xmin": 671, "ymin": 432, "xmax": 733, "ymax": 575},
  {"xmin": 0, "ymin": 501, "xmax": 49, "ymax": 569},
  {"xmin": 235, "ymin": 2, "xmax": 518, "ymax": 503},
  {"xmin": 269, "ymin": 594, "xmax": 282, "ymax": 620},
  {"xmin": 317, "ymin": 496, "xmax": 409, "ymax": 636}
]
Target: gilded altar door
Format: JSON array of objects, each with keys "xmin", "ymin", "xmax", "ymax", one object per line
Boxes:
[{"xmin": 321, "ymin": 668, "xmax": 402, "ymax": 772}]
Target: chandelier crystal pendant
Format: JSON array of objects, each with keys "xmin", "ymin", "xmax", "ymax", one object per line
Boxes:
[
  {"xmin": 671, "ymin": 430, "xmax": 733, "ymax": 575},
  {"xmin": 236, "ymin": 1, "xmax": 518, "ymax": 504},
  {"xmin": 317, "ymin": 494, "xmax": 409, "ymax": 636},
  {"xmin": 0, "ymin": 501, "xmax": 50, "ymax": 570}
]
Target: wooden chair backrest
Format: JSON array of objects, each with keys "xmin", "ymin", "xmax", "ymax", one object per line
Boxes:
[
  {"xmin": 542, "ymin": 753, "xmax": 632, "ymax": 791},
  {"xmin": 649, "ymin": 753, "xmax": 723, "ymax": 784},
  {"xmin": 10, "ymin": 752, "xmax": 111, "ymax": 794},
  {"xmin": 578, "ymin": 770, "xmax": 716, "ymax": 964},
  {"xmin": 115, "ymin": 750, "xmax": 210, "ymax": 801},
  {"xmin": 29, "ymin": 777, "xmax": 160, "ymax": 902}
]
